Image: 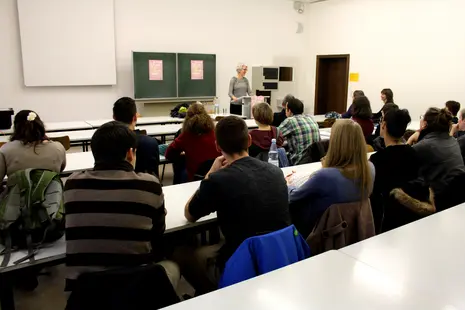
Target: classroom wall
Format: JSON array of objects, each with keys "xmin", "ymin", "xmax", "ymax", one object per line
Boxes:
[
  {"xmin": 0, "ymin": 0, "xmax": 309, "ymax": 122},
  {"xmin": 305, "ymin": 0, "xmax": 465, "ymax": 119}
]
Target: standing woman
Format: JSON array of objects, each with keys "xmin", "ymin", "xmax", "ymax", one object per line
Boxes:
[
  {"xmin": 0, "ymin": 110, "xmax": 66, "ymax": 180},
  {"xmin": 373, "ymin": 88, "xmax": 394, "ymax": 122},
  {"xmin": 228, "ymin": 63, "xmax": 253, "ymax": 116}
]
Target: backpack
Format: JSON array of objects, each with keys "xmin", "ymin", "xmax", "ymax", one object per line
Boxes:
[{"xmin": 0, "ymin": 169, "xmax": 65, "ymax": 266}]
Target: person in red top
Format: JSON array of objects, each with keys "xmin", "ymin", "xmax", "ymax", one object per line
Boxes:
[
  {"xmin": 249, "ymin": 102, "xmax": 284, "ymax": 158},
  {"xmin": 351, "ymin": 95, "xmax": 374, "ymax": 142},
  {"xmin": 165, "ymin": 103, "xmax": 221, "ymax": 181}
]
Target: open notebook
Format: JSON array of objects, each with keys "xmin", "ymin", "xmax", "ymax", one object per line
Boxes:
[{"xmin": 288, "ymin": 171, "xmax": 312, "ymax": 188}]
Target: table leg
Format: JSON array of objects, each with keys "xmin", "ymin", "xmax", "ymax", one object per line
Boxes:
[{"xmin": 0, "ymin": 275, "xmax": 15, "ymax": 310}]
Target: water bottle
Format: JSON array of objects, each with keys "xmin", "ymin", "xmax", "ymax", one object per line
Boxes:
[
  {"xmin": 268, "ymin": 139, "xmax": 279, "ymax": 167},
  {"xmin": 214, "ymin": 97, "xmax": 220, "ymax": 115}
]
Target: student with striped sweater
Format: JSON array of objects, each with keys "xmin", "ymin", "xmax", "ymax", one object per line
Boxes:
[{"xmin": 64, "ymin": 121, "xmax": 179, "ymax": 291}]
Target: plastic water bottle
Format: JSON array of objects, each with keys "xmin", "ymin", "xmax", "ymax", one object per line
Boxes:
[
  {"xmin": 214, "ymin": 97, "xmax": 220, "ymax": 115},
  {"xmin": 268, "ymin": 139, "xmax": 279, "ymax": 167}
]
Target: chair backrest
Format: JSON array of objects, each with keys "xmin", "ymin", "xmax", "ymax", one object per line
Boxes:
[
  {"xmin": 219, "ymin": 225, "xmax": 310, "ymax": 288},
  {"xmin": 66, "ymin": 264, "xmax": 180, "ymax": 310},
  {"xmin": 50, "ymin": 136, "xmax": 70, "ymax": 150},
  {"xmin": 307, "ymin": 200, "xmax": 375, "ymax": 256},
  {"xmin": 0, "ymin": 142, "xmax": 6, "ymax": 148},
  {"xmin": 193, "ymin": 159, "xmax": 215, "ymax": 181},
  {"xmin": 366, "ymin": 144, "xmax": 374, "ymax": 153},
  {"xmin": 297, "ymin": 140, "xmax": 329, "ymax": 165}
]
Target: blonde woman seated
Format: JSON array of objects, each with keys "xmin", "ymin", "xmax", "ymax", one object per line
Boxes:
[
  {"xmin": 249, "ymin": 102, "xmax": 284, "ymax": 158},
  {"xmin": 287, "ymin": 119, "xmax": 375, "ymax": 237}
]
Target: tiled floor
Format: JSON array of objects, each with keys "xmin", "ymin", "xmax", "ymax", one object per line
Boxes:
[{"xmin": 12, "ymin": 151, "xmax": 179, "ymax": 310}]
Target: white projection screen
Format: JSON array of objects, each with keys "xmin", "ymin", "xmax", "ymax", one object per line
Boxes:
[{"xmin": 17, "ymin": 0, "xmax": 117, "ymax": 86}]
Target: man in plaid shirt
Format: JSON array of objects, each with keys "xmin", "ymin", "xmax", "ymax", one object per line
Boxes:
[{"xmin": 278, "ymin": 98, "xmax": 320, "ymax": 165}]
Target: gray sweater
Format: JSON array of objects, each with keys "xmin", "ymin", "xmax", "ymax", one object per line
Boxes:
[
  {"xmin": 0, "ymin": 140, "xmax": 66, "ymax": 180},
  {"xmin": 413, "ymin": 132, "xmax": 465, "ymax": 191},
  {"xmin": 228, "ymin": 76, "xmax": 252, "ymax": 102}
]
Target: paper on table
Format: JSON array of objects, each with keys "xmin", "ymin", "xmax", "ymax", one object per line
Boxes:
[
  {"xmin": 191, "ymin": 60, "xmax": 204, "ymax": 80},
  {"xmin": 149, "ymin": 60, "xmax": 163, "ymax": 81}
]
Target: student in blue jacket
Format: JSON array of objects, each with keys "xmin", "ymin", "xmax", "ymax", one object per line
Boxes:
[{"xmin": 287, "ymin": 119, "xmax": 375, "ymax": 237}]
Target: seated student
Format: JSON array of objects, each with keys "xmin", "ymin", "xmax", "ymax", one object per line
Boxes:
[
  {"xmin": 278, "ymin": 98, "xmax": 320, "ymax": 165},
  {"xmin": 372, "ymin": 88, "xmax": 394, "ymax": 122},
  {"xmin": 341, "ymin": 90, "xmax": 364, "ymax": 119},
  {"xmin": 445, "ymin": 100, "xmax": 461, "ymax": 124},
  {"xmin": 272, "ymin": 94, "xmax": 294, "ymax": 127},
  {"xmin": 249, "ymin": 102, "xmax": 284, "ymax": 158},
  {"xmin": 64, "ymin": 121, "xmax": 179, "ymax": 290},
  {"xmin": 0, "ymin": 110, "xmax": 66, "ymax": 180},
  {"xmin": 179, "ymin": 116, "xmax": 291, "ymax": 294},
  {"xmin": 287, "ymin": 119, "xmax": 375, "ymax": 237},
  {"xmin": 450, "ymin": 109, "xmax": 465, "ymax": 138},
  {"xmin": 351, "ymin": 96, "xmax": 374, "ymax": 141},
  {"xmin": 369, "ymin": 109, "xmax": 421, "ymax": 231},
  {"xmin": 372, "ymin": 103, "xmax": 399, "ymax": 150},
  {"xmin": 113, "ymin": 97, "xmax": 160, "ymax": 177},
  {"xmin": 165, "ymin": 103, "xmax": 221, "ymax": 181},
  {"xmin": 409, "ymin": 107, "xmax": 465, "ymax": 192}
]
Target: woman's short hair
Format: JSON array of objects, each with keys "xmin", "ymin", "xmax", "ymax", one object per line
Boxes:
[
  {"xmin": 381, "ymin": 88, "xmax": 394, "ymax": 103},
  {"xmin": 353, "ymin": 90, "xmax": 365, "ymax": 98},
  {"xmin": 352, "ymin": 96, "xmax": 372, "ymax": 119},
  {"xmin": 323, "ymin": 119, "xmax": 372, "ymax": 197},
  {"xmin": 182, "ymin": 103, "xmax": 215, "ymax": 135},
  {"xmin": 11, "ymin": 110, "xmax": 47, "ymax": 147},
  {"xmin": 423, "ymin": 107, "xmax": 452, "ymax": 133},
  {"xmin": 445, "ymin": 101, "xmax": 461, "ymax": 117},
  {"xmin": 252, "ymin": 102, "xmax": 273, "ymax": 125},
  {"xmin": 236, "ymin": 63, "xmax": 247, "ymax": 73},
  {"xmin": 383, "ymin": 108, "xmax": 411, "ymax": 139}
]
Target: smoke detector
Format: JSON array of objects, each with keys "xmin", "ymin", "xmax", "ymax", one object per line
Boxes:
[{"xmin": 291, "ymin": 0, "xmax": 330, "ymax": 14}]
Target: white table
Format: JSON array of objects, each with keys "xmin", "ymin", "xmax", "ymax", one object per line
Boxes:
[
  {"xmin": 162, "ymin": 250, "xmax": 450, "ymax": 310},
  {"xmin": 0, "ymin": 121, "xmax": 93, "ymax": 136},
  {"xmin": 85, "ymin": 116, "xmax": 184, "ymax": 128},
  {"xmin": 340, "ymin": 202, "xmax": 465, "ymax": 308}
]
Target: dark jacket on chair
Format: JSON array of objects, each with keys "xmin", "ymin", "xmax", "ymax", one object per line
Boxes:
[
  {"xmin": 66, "ymin": 264, "xmax": 179, "ymax": 310},
  {"xmin": 306, "ymin": 200, "xmax": 375, "ymax": 256},
  {"xmin": 296, "ymin": 140, "xmax": 330, "ymax": 165}
]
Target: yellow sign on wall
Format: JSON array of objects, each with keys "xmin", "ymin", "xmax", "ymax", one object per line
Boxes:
[{"xmin": 349, "ymin": 73, "xmax": 360, "ymax": 82}]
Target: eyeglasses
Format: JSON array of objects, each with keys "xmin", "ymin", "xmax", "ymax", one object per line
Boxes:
[
  {"xmin": 420, "ymin": 115, "xmax": 424, "ymax": 120},
  {"xmin": 380, "ymin": 116, "xmax": 384, "ymax": 123}
]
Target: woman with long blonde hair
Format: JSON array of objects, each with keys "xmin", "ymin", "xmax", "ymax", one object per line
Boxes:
[
  {"xmin": 166, "ymin": 103, "xmax": 221, "ymax": 181},
  {"xmin": 287, "ymin": 119, "xmax": 375, "ymax": 237}
]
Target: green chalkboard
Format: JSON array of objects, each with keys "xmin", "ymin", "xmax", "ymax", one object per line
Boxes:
[
  {"xmin": 177, "ymin": 53, "xmax": 216, "ymax": 98},
  {"xmin": 133, "ymin": 52, "xmax": 177, "ymax": 99}
]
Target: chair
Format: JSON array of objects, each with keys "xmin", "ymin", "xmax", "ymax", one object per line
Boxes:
[
  {"xmin": 0, "ymin": 142, "xmax": 6, "ymax": 148},
  {"xmin": 296, "ymin": 140, "xmax": 329, "ymax": 165},
  {"xmin": 193, "ymin": 159, "xmax": 215, "ymax": 181},
  {"xmin": 366, "ymin": 144, "xmax": 374, "ymax": 153},
  {"xmin": 66, "ymin": 264, "xmax": 180, "ymax": 310},
  {"xmin": 320, "ymin": 118, "xmax": 336, "ymax": 128},
  {"xmin": 50, "ymin": 136, "xmax": 71, "ymax": 150},
  {"xmin": 307, "ymin": 200, "xmax": 375, "ymax": 256},
  {"xmin": 219, "ymin": 225, "xmax": 310, "ymax": 288}
]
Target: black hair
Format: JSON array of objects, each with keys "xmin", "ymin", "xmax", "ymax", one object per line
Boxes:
[
  {"xmin": 445, "ymin": 101, "xmax": 461, "ymax": 117},
  {"xmin": 113, "ymin": 97, "xmax": 137, "ymax": 124},
  {"xmin": 352, "ymin": 96, "xmax": 372, "ymax": 119},
  {"xmin": 382, "ymin": 103, "xmax": 399, "ymax": 115},
  {"xmin": 383, "ymin": 108, "xmax": 411, "ymax": 139},
  {"xmin": 11, "ymin": 110, "xmax": 47, "ymax": 148},
  {"xmin": 381, "ymin": 88, "xmax": 394, "ymax": 103},
  {"xmin": 215, "ymin": 116, "xmax": 249, "ymax": 154},
  {"xmin": 353, "ymin": 90, "xmax": 365, "ymax": 98},
  {"xmin": 423, "ymin": 107, "xmax": 452, "ymax": 133},
  {"xmin": 286, "ymin": 98, "xmax": 304, "ymax": 115},
  {"xmin": 91, "ymin": 121, "xmax": 137, "ymax": 163}
]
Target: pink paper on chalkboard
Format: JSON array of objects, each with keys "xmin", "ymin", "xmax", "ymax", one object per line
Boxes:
[
  {"xmin": 191, "ymin": 60, "xmax": 204, "ymax": 80},
  {"xmin": 149, "ymin": 60, "xmax": 163, "ymax": 81}
]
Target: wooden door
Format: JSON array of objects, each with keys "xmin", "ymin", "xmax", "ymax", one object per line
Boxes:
[{"xmin": 314, "ymin": 55, "xmax": 350, "ymax": 115}]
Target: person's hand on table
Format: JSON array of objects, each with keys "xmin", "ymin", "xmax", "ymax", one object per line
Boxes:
[{"xmin": 285, "ymin": 170, "xmax": 296, "ymax": 186}]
